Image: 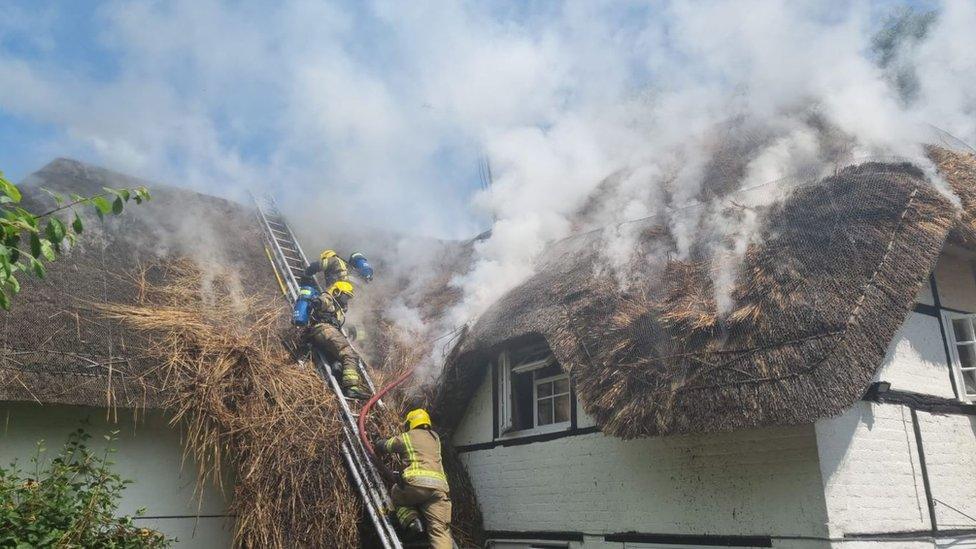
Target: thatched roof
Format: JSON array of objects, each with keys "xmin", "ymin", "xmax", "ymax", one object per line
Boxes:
[
  {"xmin": 434, "ymin": 149, "xmax": 976, "ymax": 439},
  {"xmin": 0, "ymin": 159, "xmax": 276, "ymax": 408}
]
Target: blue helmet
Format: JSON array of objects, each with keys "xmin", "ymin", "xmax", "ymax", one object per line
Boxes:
[{"xmin": 348, "ymin": 252, "xmax": 373, "ymax": 282}]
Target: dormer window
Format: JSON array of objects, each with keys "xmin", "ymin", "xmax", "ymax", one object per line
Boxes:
[
  {"xmin": 943, "ymin": 312, "xmax": 976, "ymax": 401},
  {"xmin": 497, "ymin": 339, "xmax": 571, "ymax": 436}
]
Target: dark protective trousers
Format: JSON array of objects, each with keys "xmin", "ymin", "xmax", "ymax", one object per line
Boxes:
[
  {"xmin": 308, "ymin": 322, "xmax": 363, "ymax": 391},
  {"xmin": 391, "ymin": 484, "xmax": 452, "ymax": 549}
]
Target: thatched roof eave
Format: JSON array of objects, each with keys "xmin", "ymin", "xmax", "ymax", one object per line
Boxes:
[{"xmin": 433, "ymin": 152, "xmax": 976, "ymax": 440}]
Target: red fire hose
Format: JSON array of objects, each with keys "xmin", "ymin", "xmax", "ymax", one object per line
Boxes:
[{"xmin": 358, "ymin": 365, "xmax": 417, "ymax": 459}]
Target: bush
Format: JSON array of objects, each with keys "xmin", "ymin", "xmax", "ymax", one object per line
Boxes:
[{"xmin": 0, "ymin": 426, "xmax": 172, "ymax": 548}]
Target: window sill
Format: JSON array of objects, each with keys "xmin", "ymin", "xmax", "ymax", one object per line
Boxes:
[{"xmin": 496, "ymin": 421, "xmax": 571, "ymax": 441}]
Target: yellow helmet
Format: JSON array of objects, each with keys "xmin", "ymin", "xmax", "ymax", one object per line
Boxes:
[
  {"xmin": 403, "ymin": 408, "xmax": 431, "ymax": 430},
  {"xmin": 320, "ymin": 249, "xmax": 338, "ymax": 261},
  {"xmin": 331, "ymin": 280, "xmax": 355, "ymax": 297}
]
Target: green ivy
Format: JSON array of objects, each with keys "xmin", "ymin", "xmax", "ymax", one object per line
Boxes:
[
  {"xmin": 0, "ymin": 170, "xmax": 150, "ymax": 310},
  {"xmin": 0, "ymin": 427, "xmax": 173, "ymax": 548}
]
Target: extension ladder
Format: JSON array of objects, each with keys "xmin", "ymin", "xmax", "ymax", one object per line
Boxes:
[{"xmin": 252, "ymin": 193, "xmax": 405, "ymax": 549}]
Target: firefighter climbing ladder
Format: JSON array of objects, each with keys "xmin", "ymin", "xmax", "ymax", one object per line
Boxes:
[{"xmin": 252, "ymin": 193, "xmax": 404, "ymax": 549}]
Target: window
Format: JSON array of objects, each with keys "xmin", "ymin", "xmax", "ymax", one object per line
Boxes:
[
  {"xmin": 497, "ymin": 339, "xmax": 572, "ymax": 436},
  {"xmin": 943, "ymin": 312, "xmax": 976, "ymax": 401}
]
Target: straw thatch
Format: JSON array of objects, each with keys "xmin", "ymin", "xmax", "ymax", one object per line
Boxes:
[
  {"xmin": 101, "ymin": 260, "xmax": 366, "ymax": 548},
  {"xmin": 0, "ymin": 158, "xmax": 486, "ymax": 547},
  {"xmin": 434, "ymin": 150, "xmax": 976, "ymax": 439},
  {"xmin": 0, "ymin": 158, "xmax": 275, "ymax": 408}
]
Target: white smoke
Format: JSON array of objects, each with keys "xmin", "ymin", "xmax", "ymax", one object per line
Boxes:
[{"xmin": 2, "ymin": 1, "xmax": 976, "ymax": 350}]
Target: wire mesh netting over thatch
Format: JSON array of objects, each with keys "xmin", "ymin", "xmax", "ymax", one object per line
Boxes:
[
  {"xmin": 434, "ymin": 149, "xmax": 976, "ymax": 440},
  {"xmin": 100, "ymin": 260, "xmax": 365, "ymax": 548}
]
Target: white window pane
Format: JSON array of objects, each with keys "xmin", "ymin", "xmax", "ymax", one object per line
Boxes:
[
  {"xmin": 554, "ymin": 377, "xmax": 569, "ymax": 395},
  {"xmin": 554, "ymin": 394, "xmax": 570, "ymax": 423},
  {"xmin": 964, "ymin": 370, "xmax": 976, "ymax": 395},
  {"xmin": 954, "ymin": 318, "xmax": 976, "ymax": 342},
  {"xmin": 959, "ymin": 344, "xmax": 976, "ymax": 368},
  {"xmin": 538, "ymin": 381, "xmax": 552, "ymax": 397},
  {"xmin": 537, "ymin": 398, "xmax": 553, "ymax": 425}
]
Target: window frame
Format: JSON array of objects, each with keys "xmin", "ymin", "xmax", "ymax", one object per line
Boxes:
[
  {"xmin": 533, "ymin": 372, "xmax": 571, "ymax": 428},
  {"xmin": 941, "ymin": 310, "xmax": 976, "ymax": 402},
  {"xmin": 495, "ymin": 345, "xmax": 573, "ymax": 439}
]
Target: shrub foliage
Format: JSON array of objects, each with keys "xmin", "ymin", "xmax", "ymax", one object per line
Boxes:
[{"xmin": 0, "ymin": 427, "xmax": 172, "ymax": 548}]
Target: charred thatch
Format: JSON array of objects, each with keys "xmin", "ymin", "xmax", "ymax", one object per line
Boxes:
[
  {"xmin": 101, "ymin": 261, "xmax": 364, "ymax": 548},
  {"xmin": 434, "ymin": 151, "xmax": 975, "ymax": 439}
]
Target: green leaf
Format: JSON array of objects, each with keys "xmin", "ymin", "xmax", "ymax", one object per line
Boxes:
[
  {"xmin": 0, "ymin": 286, "xmax": 8, "ymax": 310},
  {"xmin": 45, "ymin": 218, "xmax": 66, "ymax": 244},
  {"xmin": 5, "ymin": 273, "xmax": 19, "ymax": 294},
  {"xmin": 29, "ymin": 256, "xmax": 44, "ymax": 278},
  {"xmin": 11, "ymin": 208, "xmax": 38, "ymax": 231},
  {"xmin": 0, "ymin": 245, "xmax": 10, "ymax": 276},
  {"xmin": 90, "ymin": 197, "xmax": 111, "ymax": 220},
  {"xmin": 39, "ymin": 239, "xmax": 55, "ymax": 261},
  {"xmin": 0, "ymin": 173, "xmax": 21, "ymax": 204},
  {"xmin": 72, "ymin": 213, "xmax": 83, "ymax": 234},
  {"xmin": 112, "ymin": 196, "xmax": 124, "ymax": 214}
]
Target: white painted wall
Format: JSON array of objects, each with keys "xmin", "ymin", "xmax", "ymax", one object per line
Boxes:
[
  {"xmin": 0, "ymin": 402, "xmax": 233, "ymax": 548},
  {"xmin": 916, "ymin": 411, "xmax": 976, "ymax": 530},
  {"xmin": 814, "ymin": 402, "xmax": 976, "ymax": 548},
  {"xmin": 815, "ymin": 402, "xmax": 930, "ymax": 537},
  {"xmin": 934, "ymin": 251, "xmax": 976, "ymax": 312},
  {"xmin": 872, "ymin": 312, "xmax": 955, "ymax": 399},
  {"xmin": 453, "ymin": 365, "xmax": 494, "ymax": 446},
  {"xmin": 459, "ymin": 424, "xmax": 829, "ymax": 544}
]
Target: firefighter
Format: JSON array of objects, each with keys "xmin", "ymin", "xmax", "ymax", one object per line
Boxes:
[
  {"xmin": 304, "ymin": 290, "xmax": 369, "ymax": 399},
  {"xmin": 372, "ymin": 409, "xmax": 452, "ymax": 549},
  {"xmin": 303, "ymin": 250, "xmax": 373, "ymax": 310},
  {"xmin": 303, "ymin": 250, "xmax": 373, "ymax": 399}
]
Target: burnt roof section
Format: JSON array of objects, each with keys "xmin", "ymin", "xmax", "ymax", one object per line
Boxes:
[{"xmin": 433, "ymin": 150, "xmax": 976, "ymax": 439}]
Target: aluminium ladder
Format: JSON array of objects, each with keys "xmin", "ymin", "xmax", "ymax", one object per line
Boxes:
[{"xmin": 252, "ymin": 193, "xmax": 404, "ymax": 549}]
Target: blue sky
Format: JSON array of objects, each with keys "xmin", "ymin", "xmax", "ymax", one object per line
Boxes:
[{"xmin": 0, "ymin": 0, "xmax": 963, "ymax": 243}]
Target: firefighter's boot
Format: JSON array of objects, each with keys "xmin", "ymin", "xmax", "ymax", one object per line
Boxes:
[
  {"xmin": 395, "ymin": 506, "xmax": 424, "ymax": 537},
  {"xmin": 341, "ymin": 367, "xmax": 370, "ymax": 400}
]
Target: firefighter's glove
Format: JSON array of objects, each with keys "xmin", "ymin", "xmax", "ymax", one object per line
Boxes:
[{"xmin": 370, "ymin": 437, "xmax": 387, "ymax": 454}]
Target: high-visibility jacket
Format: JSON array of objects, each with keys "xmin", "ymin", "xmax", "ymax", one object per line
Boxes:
[
  {"xmin": 380, "ymin": 428, "xmax": 449, "ymax": 492},
  {"xmin": 304, "ymin": 250, "xmax": 354, "ymax": 298}
]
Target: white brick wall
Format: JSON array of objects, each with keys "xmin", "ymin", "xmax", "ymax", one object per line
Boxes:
[
  {"xmin": 873, "ymin": 312, "xmax": 955, "ymax": 399},
  {"xmin": 815, "ymin": 402, "xmax": 929, "ymax": 536},
  {"xmin": 916, "ymin": 412, "xmax": 976, "ymax": 530},
  {"xmin": 461, "ymin": 425, "xmax": 829, "ymax": 539}
]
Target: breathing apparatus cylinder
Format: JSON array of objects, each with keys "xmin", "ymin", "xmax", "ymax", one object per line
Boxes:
[
  {"xmin": 292, "ymin": 285, "xmax": 320, "ymax": 326},
  {"xmin": 349, "ymin": 252, "xmax": 374, "ymax": 282}
]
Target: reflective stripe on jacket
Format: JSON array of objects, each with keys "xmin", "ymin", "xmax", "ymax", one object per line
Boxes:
[
  {"xmin": 383, "ymin": 428, "xmax": 449, "ymax": 492},
  {"xmin": 322, "ymin": 254, "xmax": 353, "ymax": 297}
]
